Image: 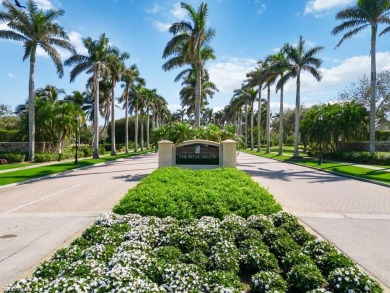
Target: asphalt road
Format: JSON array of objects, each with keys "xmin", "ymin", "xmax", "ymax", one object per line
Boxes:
[
  {"xmin": 237, "ymin": 151, "xmax": 390, "ymax": 290},
  {"xmin": 0, "ymin": 153, "xmax": 158, "ymax": 290}
]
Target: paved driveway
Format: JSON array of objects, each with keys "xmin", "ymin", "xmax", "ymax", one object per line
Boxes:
[
  {"xmin": 0, "ymin": 153, "xmax": 158, "ymax": 290},
  {"xmin": 237, "ymin": 152, "xmax": 390, "ymax": 290}
]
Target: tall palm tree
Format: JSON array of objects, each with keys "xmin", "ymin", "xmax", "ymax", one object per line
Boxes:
[
  {"xmin": 128, "ymin": 83, "xmax": 145, "ymax": 152},
  {"xmin": 332, "ymin": 0, "xmax": 390, "ymax": 155},
  {"xmin": 107, "ymin": 49, "xmax": 129, "ymax": 155},
  {"xmin": 65, "ymin": 33, "xmax": 116, "ymax": 159},
  {"xmin": 0, "ymin": 0, "xmax": 75, "ymax": 161},
  {"xmin": 118, "ymin": 64, "xmax": 144, "ymax": 153},
  {"xmin": 266, "ymin": 50, "xmax": 289, "ymax": 155},
  {"xmin": 162, "ymin": 2, "xmax": 216, "ymax": 127},
  {"xmin": 280, "ymin": 36, "xmax": 324, "ymax": 158}
]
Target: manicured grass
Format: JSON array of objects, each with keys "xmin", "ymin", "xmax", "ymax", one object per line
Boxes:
[
  {"xmin": 243, "ymin": 149, "xmax": 390, "ymax": 185},
  {"xmin": 0, "ymin": 151, "xmax": 151, "ymax": 186},
  {"xmin": 113, "ymin": 167, "xmax": 283, "ymax": 219},
  {"xmin": 0, "ymin": 162, "xmax": 33, "ymax": 171}
]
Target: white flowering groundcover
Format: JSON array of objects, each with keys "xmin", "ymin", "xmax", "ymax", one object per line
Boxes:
[{"xmin": 6, "ymin": 212, "xmax": 383, "ymax": 293}]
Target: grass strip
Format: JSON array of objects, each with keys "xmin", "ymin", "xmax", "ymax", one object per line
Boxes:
[
  {"xmin": 113, "ymin": 167, "xmax": 283, "ymax": 219},
  {"xmin": 243, "ymin": 149, "xmax": 390, "ymax": 185},
  {"xmin": 0, "ymin": 151, "xmax": 151, "ymax": 186},
  {"xmin": 0, "ymin": 162, "xmax": 33, "ymax": 171}
]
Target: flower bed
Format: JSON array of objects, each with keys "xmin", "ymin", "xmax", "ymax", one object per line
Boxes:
[
  {"xmin": 6, "ymin": 212, "xmax": 383, "ymax": 292},
  {"xmin": 113, "ymin": 167, "xmax": 282, "ymax": 219}
]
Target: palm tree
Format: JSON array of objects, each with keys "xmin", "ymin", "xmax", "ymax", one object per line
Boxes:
[
  {"xmin": 162, "ymin": 2, "xmax": 216, "ymax": 127},
  {"xmin": 266, "ymin": 50, "xmax": 289, "ymax": 155},
  {"xmin": 118, "ymin": 64, "xmax": 144, "ymax": 153},
  {"xmin": 128, "ymin": 83, "xmax": 145, "ymax": 152},
  {"xmin": 65, "ymin": 33, "xmax": 116, "ymax": 159},
  {"xmin": 280, "ymin": 36, "xmax": 324, "ymax": 158},
  {"xmin": 332, "ymin": 0, "xmax": 390, "ymax": 155},
  {"xmin": 107, "ymin": 49, "xmax": 129, "ymax": 155},
  {"xmin": 0, "ymin": 0, "xmax": 75, "ymax": 161}
]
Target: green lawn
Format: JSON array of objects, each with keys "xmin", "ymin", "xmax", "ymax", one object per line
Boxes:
[
  {"xmin": 243, "ymin": 149, "xmax": 390, "ymax": 185},
  {"xmin": 0, "ymin": 151, "xmax": 151, "ymax": 186},
  {"xmin": 0, "ymin": 162, "xmax": 34, "ymax": 171}
]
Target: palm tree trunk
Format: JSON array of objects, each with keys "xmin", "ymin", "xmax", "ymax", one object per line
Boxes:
[
  {"xmin": 369, "ymin": 27, "xmax": 377, "ymax": 155},
  {"xmin": 278, "ymin": 85, "xmax": 284, "ymax": 156},
  {"xmin": 266, "ymin": 85, "xmax": 271, "ymax": 154},
  {"xmin": 93, "ymin": 71, "xmax": 100, "ymax": 159},
  {"xmin": 257, "ymin": 86, "xmax": 262, "ymax": 152},
  {"xmin": 146, "ymin": 106, "xmax": 150, "ymax": 149},
  {"xmin": 245, "ymin": 102, "xmax": 248, "ymax": 149},
  {"xmin": 111, "ymin": 85, "xmax": 116, "ymax": 156},
  {"xmin": 250, "ymin": 100, "xmax": 254, "ymax": 150},
  {"xmin": 293, "ymin": 72, "xmax": 301, "ymax": 158},
  {"xmin": 28, "ymin": 48, "xmax": 36, "ymax": 161},
  {"xmin": 125, "ymin": 93, "xmax": 129, "ymax": 154},
  {"xmin": 141, "ymin": 110, "xmax": 144, "ymax": 151},
  {"xmin": 134, "ymin": 100, "xmax": 138, "ymax": 152},
  {"xmin": 195, "ymin": 62, "xmax": 202, "ymax": 127}
]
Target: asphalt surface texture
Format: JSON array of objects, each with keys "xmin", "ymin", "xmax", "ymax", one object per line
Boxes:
[{"xmin": 0, "ymin": 151, "xmax": 389, "ymax": 291}]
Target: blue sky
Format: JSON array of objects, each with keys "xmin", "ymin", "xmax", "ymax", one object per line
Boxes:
[{"xmin": 1, "ymin": 0, "xmax": 390, "ymax": 118}]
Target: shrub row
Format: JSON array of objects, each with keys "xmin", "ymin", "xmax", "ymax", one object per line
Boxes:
[
  {"xmin": 113, "ymin": 167, "xmax": 283, "ymax": 219},
  {"xmin": 323, "ymin": 151, "xmax": 390, "ymax": 166},
  {"xmin": 0, "ymin": 152, "xmax": 26, "ymax": 163},
  {"xmin": 6, "ymin": 212, "xmax": 382, "ymax": 292},
  {"xmin": 33, "ymin": 146, "xmax": 103, "ymax": 163},
  {"xmin": 376, "ymin": 130, "xmax": 390, "ymax": 141}
]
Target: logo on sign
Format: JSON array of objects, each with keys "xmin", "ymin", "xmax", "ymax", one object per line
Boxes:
[{"xmin": 194, "ymin": 145, "xmax": 201, "ymax": 154}]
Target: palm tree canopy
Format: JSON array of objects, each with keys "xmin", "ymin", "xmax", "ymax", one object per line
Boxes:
[
  {"xmin": 0, "ymin": 0, "xmax": 75, "ymax": 77},
  {"xmin": 332, "ymin": 0, "xmax": 390, "ymax": 47},
  {"xmin": 278, "ymin": 36, "xmax": 324, "ymax": 87}
]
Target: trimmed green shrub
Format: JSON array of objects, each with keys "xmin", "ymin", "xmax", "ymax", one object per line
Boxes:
[
  {"xmin": 376, "ymin": 130, "xmax": 390, "ymax": 141},
  {"xmin": 287, "ymin": 263, "xmax": 327, "ymax": 292},
  {"xmin": 239, "ymin": 239, "xmax": 279, "ymax": 273},
  {"xmin": 113, "ymin": 167, "xmax": 282, "ymax": 219},
  {"xmin": 250, "ymin": 271, "xmax": 287, "ymax": 293},
  {"xmin": 34, "ymin": 153, "xmax": 57, "ymax": 162},
  {"xmin": 280, "ymin": 249, "xmax": 315, "ymax": 273},
  {"xmin": 323, "ymin": 151, "xmax": 390, "ymax": 165},
  {"xmin": 0, "ymin": 129, "xmax": 22, "ymax": 142},
  {"xmin": 0, "ymin": 152, "xmax": 26, "ymax": 163},
  {"xmin": 328, "ymin": 266, "xmax": 383, "ymax": 292}
]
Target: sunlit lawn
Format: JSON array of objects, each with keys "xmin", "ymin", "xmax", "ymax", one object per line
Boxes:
[
  {"xmin": 243, "ymin": 149, "xmax": 390, "ymax": 185},
  {"xmin": 0, "ymin": 150, "xmax": 152, "ymax": 186},
  {"xmin": 0, "ymin": 162, "xmax": 33, "ymax": 171}
]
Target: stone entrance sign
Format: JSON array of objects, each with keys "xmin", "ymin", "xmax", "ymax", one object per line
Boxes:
[
  {"xmin": 158, "ymin": 139, "xmax": 237, "ymax": 169},
  {"xmin": 176, "ymin": 142, "xmax": 220, "ymax": 165}
]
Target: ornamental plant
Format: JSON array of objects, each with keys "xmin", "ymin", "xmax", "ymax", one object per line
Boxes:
[
  {"xmin": 287, "ymin": 263, "xmax": 327, "ymax": 292},
  {"xmin": 328, "ymin": 266, "xmax": 383, "ymax": 292},
  {"xmin": 250, "ymin": 271, "xmax": 287, "ymax": 293}
]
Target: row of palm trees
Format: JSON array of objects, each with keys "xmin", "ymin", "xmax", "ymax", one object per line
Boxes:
[
  {"xmin": 0, "ymin": 0, "xmax": 168, "ymax": 160},
  {"xmin": 217, "ymin": 0, "xmax": 390, "ymax": 157}
]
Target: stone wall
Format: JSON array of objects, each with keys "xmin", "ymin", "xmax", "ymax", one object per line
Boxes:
[
  {"xmin": 0, "ymin": 142, "xmax": 47, "ymax": 153},
  {"xmin": 337, "ymin": 141, "xmax": 390, "ymax": 152}
]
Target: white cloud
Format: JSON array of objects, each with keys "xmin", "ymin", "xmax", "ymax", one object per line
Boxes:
[
  {"xmin": 0, "ymin": 22, "xmax": 9, "ymax": 30},
  {"xmin": 171, "ymin": 2, "xmax": 187, "ymax": 20},
  {"xmin": 168, "ymin": 104, "xmax": 181, "ymax": 112},
  {"xmin": 304, "ymin": 0, "xmax": 353, "ymax": 15},
  {"xmin": 35, "ymin": 0, "xmax": 55, "ymax": 10},
  {"xmin": 153, "ymin": 21, "xmax": 170, "ymax": 32},
  {"xmin": 8, "ymin": 73, "xmax": 15, "ymax": 78},
  {"xmin": 207, "ymin": 57, "xmax": 257, "ymax": 93},
  {"xmin": 36, "ymin": 31, "xmax": 86, "ymax": 59},
  {"xmin": 147, "ymin": 3, "xmax": 161, "ymax": 14}
]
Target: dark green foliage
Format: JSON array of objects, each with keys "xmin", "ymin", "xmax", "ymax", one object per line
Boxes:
[
  {"xmin": 280, "ymin": 249, "xmax": 315, "ymax": 273},
  {"xmin": 0, "ymin": 129, "xmax": 23, "ymax": 142},
  {"xmin": 250, "ymin": 271, "xmax": 287, "ymax": 293},
  {"xmin": 323, "ymin": 151, "xmax": 390, "ymax": 165},
  {"xmin": 239, "ymin": 239, "xmax": 279, "ymax": 273},
  {"xmin": 113, "ymin": 167, "xmax": 282, "ymax": 219},
  {"xmin": 376, "ymin": 130, "xmax": 390, "ymax": 141},
  {"xmin": 204, "ymin": 270, "xmax": 243, "ymax": 292},
  {"xmin": 287, "ymin": 263, "xmax": 327, "ymax": 292},
  {"xmin": 0, "ymin": 152, "xmax": 26, "ymax": 163},
  {"xmin": 328, "ymin": 267, "xmax": 383, "ymax": 293},
  {"xmin": 154, "ymin": 246, "xmax": 184, "ymax": 265}
]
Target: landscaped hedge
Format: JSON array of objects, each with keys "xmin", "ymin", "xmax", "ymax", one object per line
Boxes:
[
  {"xmin": 323, "ymin": 151, "xmax": 390, "ymax": 166},
  {"xmin": 5, "ymin": 212, "xmax": 383, "ymax": 292},
  {"xmin": 5, "ymin": 168, "xmax": 384, "ymax": 292},
  {"xmin": 0, "ymin": 152, "xmax": 26, "ymax": 163},
  {"xmin": 113, "ymin": 167, "xmax": 282, "ymax": 219}
]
